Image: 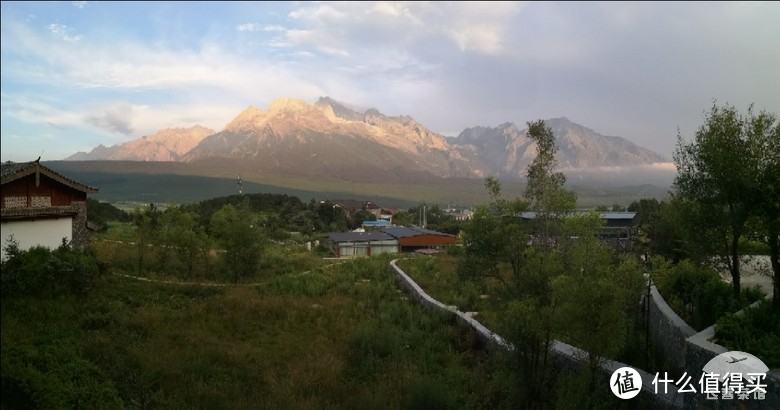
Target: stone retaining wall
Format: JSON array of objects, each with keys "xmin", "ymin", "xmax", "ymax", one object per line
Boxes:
[
  {"xmin": 683, "ymin": 314, "xmax": 779, "ymax": 409},
  {"xmin": 649, "ymin": 283, "xmax": 779, "ymax": 408},
  {"xmin": 647, "ymin": 284, "xmax": 697, "ymax": 374},
  {"xmin": 389, "ymin": 259, "xmax": 684, "ymax": 409}
]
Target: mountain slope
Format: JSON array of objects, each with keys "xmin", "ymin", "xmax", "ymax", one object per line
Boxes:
[
  {"xmin": 183, "ymin": 98, "xmax": 480, "ymax": 182},
  {"xmin": 451, "ymin": 117, "xmax": 667, "ymax": 178},
  {"xmin": 64, "ymin": 98, "xmax": 669, "ymax": 184},
  {"xmin": 66, "ymin": 126, "xmax": 215, "ymax": 161}
]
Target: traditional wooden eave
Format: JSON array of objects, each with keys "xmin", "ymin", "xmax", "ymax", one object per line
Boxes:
[{"xmin": 1, "ymin": 160, "xmax": 98, "ymax": 193}]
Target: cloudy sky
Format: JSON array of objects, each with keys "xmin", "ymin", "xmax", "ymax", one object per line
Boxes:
[{"xmin": 2, "ymin": 1, "xmax": 779, "ymax": 162}]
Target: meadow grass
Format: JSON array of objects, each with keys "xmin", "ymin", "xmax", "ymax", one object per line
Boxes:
[{"xmin": 1, "ymin": 254, "xmax": 517, "ymax": 409}]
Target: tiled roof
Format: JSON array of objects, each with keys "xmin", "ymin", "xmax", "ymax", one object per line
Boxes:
[
  {"xmin": 1, "ymin": 161, "xmax": 98, "ymax": 193},
  {"xmin": 329, "ymin": 231, "xmax": 396, "ymax": 243},
  {"xmin": 1, "ymin": 205, "xmax": 79, "ymax": 219},
  {"xmin": 381, "ymin": 226, "xmax": 455, "ymax": 239}
]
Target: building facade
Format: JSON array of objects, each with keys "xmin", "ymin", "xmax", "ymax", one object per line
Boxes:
[{"xmin": 1, "ymin": 160, "xmax": 98, "ymax": 259}]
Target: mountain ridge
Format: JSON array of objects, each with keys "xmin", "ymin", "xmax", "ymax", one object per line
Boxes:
[{"xmin": 66, "ymin": 97, "xmax": 669, "ymax": 183}]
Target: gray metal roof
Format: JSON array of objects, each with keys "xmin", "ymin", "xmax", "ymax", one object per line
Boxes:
[
  {"xmin": 520, "ymin": 211, "xmax": 636, "ymax": 220},
  {"xmin": 329, "ymin": 231, "xmax": 396, "ymax": 243},
  {"xmin": 381, "ymin": 226, "xmax": 455, "ymax": 239},
  {"xmin": 598, "ymin": 212, "xmax": 637, "ymax": 220}
]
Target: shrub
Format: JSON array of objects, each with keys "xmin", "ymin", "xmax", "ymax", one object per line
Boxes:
[
  {"xmin": 651, "ymin": 258, "xmax": 764, "ymax": 330},
  {"xmin": 0, "ymin": 240, "xmax": 101, "ymax": 298},
  {"xmin": 714, "ymin": 299, "xmax": 780, "ymax": 368},
  {"xmin": 1, "ymin": 343, "xmax": 123, "ymax": 409}
]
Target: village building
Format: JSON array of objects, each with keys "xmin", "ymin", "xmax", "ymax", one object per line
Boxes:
[
  {"xmin": 1, "ymin": 160, "xmax": 98, "ymax": 259},
  {"xmin": 328, "ymin": 226, "xmax": 457, "ymax": 258},
  {"xmin": 520, "ymin": 211, "xmax": 638, "ymax": 251}
]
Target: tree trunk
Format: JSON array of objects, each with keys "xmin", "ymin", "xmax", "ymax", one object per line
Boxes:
[
  {"xmin": 767, "ymin": 221, "xmax": 780, "ymax": 310},
  {"xmin": 730, "ymin": 233, "xmax": 741, "ymax": 297}
]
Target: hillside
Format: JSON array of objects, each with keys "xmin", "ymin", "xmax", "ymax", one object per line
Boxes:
[{"xmin": 64, "ymin": 97, "xmax": 670, "ymax": 184}]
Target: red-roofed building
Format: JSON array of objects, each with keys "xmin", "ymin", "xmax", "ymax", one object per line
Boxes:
[{"xmin": 1, "ymin": 160, "xmax": 99, "ymax": 259}]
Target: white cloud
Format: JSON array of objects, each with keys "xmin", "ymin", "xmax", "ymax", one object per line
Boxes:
[
  {"xmin": 236, "ymin": 23, "xmax": 285, "ymax": 32},
  {"xmin": 72, "ymin": 1, "xmax": 87, "ymax": 9},
  {"xmin": 236, "ymin": 23, "xmax": 261, "ymax": 32},
  {"xmin": 48, "ymin": 23, "xmax": 83, "ymax": 42}
]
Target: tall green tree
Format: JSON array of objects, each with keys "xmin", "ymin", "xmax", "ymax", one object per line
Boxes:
[
  {"xmin": 746, "ymin": 109, "xmax": 780, "ymax": 308},
  {"xmin": 673, "ymin": 102, "xmax": 775, "ymax": 297},
  {"xmin": 158, "ymin": 208, "xmax": 210, "ymax": 277},
  {"xmin": 459, "ymin": 176, "xmax": 529, "ymax": 287},
  {"xmin": 628, "ymin": 198, "xmax": 661, "ymax": 261},
  {"xmin": 210, "ymin": 204, "xmax": 265, "ymax": 282},
  {"xmin": 131, "ymin": 205, "xmax": 158, "ymax": 274},
  {"xmin": 524, "ymin": 120, "xmax": 576, "ymax": 244}
]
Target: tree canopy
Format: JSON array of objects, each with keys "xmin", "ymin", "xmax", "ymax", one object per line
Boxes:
[{"xmin": 673, "ymin": 102, "xmax": 779, "ymax": 305}]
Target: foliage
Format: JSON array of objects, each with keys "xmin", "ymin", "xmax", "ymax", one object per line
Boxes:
[
  {"xmin": 400, "ymin": 251, "xmax": 648, "ymax": 408},
  {"xmin": 209, "ymin": 203, "xmax": 265, "ymax": 282},
  {"xmin": 0, "ymin": 239, "xmax": 102, "ymax": 298},
  {"xmin": 714, "ymin": 299, "xmax": 780, "ymax": 368},
  {"xmin": 184, "ymin": 193, "xmax": 307, "ymax": 234},
  {"xmin": 673, "ymin": 102, "xmax": 779, "ymax": 298},
  {"xmin": 456, "ymin": 119, "xmax": 649, "ymax": 407},
  {"xmin": 157, "ymin": 207, "xmax": 211, "ymax": 278},
  {"xmin": 1, "ymin": 256, "xmax": 517, "ymax": 409},
  {"xmin": 523, "ymin": 120, "xmax": 577, "ymax": 242},
  {"xmin": 650, "ymin": 257, "xmax": 765, "ymax": 330},
  {"xmin": 459, "ymin": 177, "xmax": 530, "ymax": 287},
  {"xmin": 87, "ymin": 198, "xmax": 131, "ymax": 231},
  {"xmin": 402, "ymin": 203, "xmax": 462, "ymax": 234}
]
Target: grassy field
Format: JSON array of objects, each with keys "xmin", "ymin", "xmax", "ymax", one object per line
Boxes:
[
  {"xmin": 1, "ymin": 254, "xmax": 522, "ymax": 409},
  {"xmin": 46, "ymin": 161, "xmax": 670, "ymax": 209}
]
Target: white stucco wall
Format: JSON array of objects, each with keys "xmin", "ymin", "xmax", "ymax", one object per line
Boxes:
[{"xmin": 0, "ymin": 217, "xmax": 72, "ymax": 260}]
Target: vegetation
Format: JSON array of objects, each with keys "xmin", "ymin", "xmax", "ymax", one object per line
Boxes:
[
  {"xmin": 87, "ymin": 198, "xmax": 132, "ymax": 230},
  {"xmin": 0, "ymin": 238, "xmax": 104, "ymax": 298},
  {"xmin": 673, "ymin": 102, "xmax": 779, "ymax": 303},
  {"xmin": 453, "ymin": 120, "xmax": 649, "ymax": 409},
  {"xmin": 1, "ymin": 251, "xmax": 523, "ymax": 409},
  {"xmin": 648, "ymin": 257, "xmax": 764, "ymax": 330},
  {"xmin": 715, "ymin": 299, "xmax": 780, "ymax": 368},
  {"xmin": 4, "ymin": 107, "xmax": 774, "ymax": 408}
]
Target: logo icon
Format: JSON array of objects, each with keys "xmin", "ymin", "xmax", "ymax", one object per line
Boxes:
[
  {"xmin": 703, "ymin": 351, "xmax": 769, "ymax": 376},
  {"xmin": 610, "ymin": 366, "xmax": 642, "ymax": 399}
]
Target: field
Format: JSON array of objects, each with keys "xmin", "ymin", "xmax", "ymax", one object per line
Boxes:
[
  {"xmin": 46, "ymin": 160, "xmax": 670, "ymax": 209},
  {"xmin": 1, "ymin": 252, "xmax": 524, "ymax": 409}
]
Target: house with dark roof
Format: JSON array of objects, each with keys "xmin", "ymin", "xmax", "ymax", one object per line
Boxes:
[
  {"xmin": 328, "ymin": 226, "xmax": 457, "ymax": 258},
  {"xmin": 328, "ymin": 231, "xmax": 399, "ymax": 258},
  {"xmin": 1, "ymin": 160, "xmax": 99, "ymax": 259},
  {"xmin": 520, "ymin": 211, "xmax": 638, "ymax": 251}
]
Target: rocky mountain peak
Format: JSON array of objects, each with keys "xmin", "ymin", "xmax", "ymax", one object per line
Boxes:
[
  {"xmin": 315, "ymin": 97, "xmax": 365, "ymax": 122},
  {"xmin": 65, "ymin": 96, "xmax": 669, "ymax": 184},
  {"xmin": 267, "ymin": 97, "xmax": 312, "ymax": 114}
]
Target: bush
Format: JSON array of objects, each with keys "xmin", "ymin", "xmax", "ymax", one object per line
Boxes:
[
  {"xmin": 1, "ymin": 343, "xmax": 123, "ymax": 409},
  {"xmin": 715, "ymin": 299, "xmax": 780, "ymax": 368},
  {"xmin": 738, "ymin": 237, "xmax": 771, "ymax": 255},
  {"xmin": 0, "ymin": 240, "xmax": 101, "ymax": 298},
  {"xmin": 651, "ymin": 258, "xmax": 764, "ymax": 330}
]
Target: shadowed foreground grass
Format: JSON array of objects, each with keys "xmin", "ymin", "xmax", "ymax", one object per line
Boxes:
[{"xmin": 1, "ymin": 257, "xmax": 517, "ymax": 409}]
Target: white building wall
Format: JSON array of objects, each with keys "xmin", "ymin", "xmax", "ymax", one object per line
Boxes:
[{"xmin": 0, "ymin": 218, "xmax": 73, "ymax": 260}]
